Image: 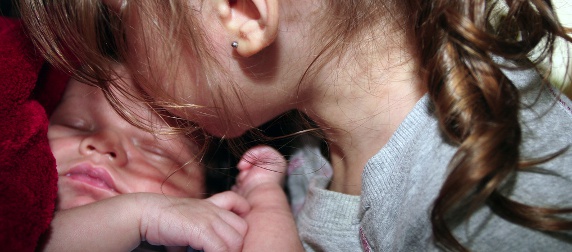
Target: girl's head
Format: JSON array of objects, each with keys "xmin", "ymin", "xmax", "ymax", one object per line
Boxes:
[
  {"xmin": 49, "ymin": 66, "xmax": 206, "ymax": 210},
  {"xmin": 21, "ymin": 0, "xmax": 568, "ymax": 137},
  {"xmin": 19, "ymin": 0, "xmax": 416, "ymax": 138}
]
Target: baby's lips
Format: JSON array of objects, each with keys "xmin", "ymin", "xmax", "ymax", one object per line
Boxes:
[{"xmin": 65, "ymin": 163, "xmax": 118, "ymax": 192}]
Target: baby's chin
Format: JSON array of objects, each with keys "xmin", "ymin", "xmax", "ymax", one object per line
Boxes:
[
  {"xmin": 56, "ymin": 195, "xmax": 99, "ymax": 211},
  {"xmin": 56, "ymin": 175, "xmax": 118, "ymax": 210},
  {"xmin": 56, "ymin": 185, "xmax": 115, "ymax": 211}
]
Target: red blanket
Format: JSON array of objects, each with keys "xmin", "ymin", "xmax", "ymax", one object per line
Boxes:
[{"xmin": 0, "ymin": 17, "xmax": 67, "ymax": 251}]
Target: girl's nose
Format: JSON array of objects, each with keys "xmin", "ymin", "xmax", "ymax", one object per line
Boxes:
[{"xmin": 79, "ymin": 130, "xmax": 128, "ymax": 166}]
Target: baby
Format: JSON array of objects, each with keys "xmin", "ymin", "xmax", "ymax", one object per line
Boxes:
[
  {"xmin": 50, "ymin": 78, "xmax": 206, "ymax": 212},
  {"xmin": 48, "ymin": 69, "xmax": 208, "ymax": 251},
  {"xmin": 46, "ymin": 67, "xmax": 301, "ymax": 251}
]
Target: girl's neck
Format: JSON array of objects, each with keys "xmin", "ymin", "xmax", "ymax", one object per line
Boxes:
[{"xmin": 299, "ymin": 32, "xmax": 427, "ymax": 195}]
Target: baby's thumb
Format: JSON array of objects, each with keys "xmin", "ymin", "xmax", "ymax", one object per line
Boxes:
[{"xmin": 237, "ymin": 145, "xmax": 285, "ymax": 172}]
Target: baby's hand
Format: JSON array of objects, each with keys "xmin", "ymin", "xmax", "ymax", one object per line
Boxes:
[
  {"xmin": 232, "ymin": 145, "xmax": 288, "ymax": 198},
  {"xmin": 230, "ymin": 146, "xmax": 303, "ymax": 252},
  {"xmin": 137, "ymin": 191, "xmax": 250, "ymax": 252}
]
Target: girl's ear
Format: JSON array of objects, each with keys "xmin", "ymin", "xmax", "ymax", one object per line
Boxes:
[{"xmin": 215, "ymin": 0, "xmax": 279, "ymax": 57}]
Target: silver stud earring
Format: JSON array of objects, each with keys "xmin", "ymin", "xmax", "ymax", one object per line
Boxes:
[{"xmin": 231, "ymin": 41, "xmax": 238, "ymax": 48}]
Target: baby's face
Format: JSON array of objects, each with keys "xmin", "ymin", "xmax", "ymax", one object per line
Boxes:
[{"xmin": 49, "ymin": 76, "xmax": 205, "ymax": 210}]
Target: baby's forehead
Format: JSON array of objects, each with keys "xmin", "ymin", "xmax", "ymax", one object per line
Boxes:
[{"xmin": 65, "ymin": 66, "xmax": 202, "ymax": 156}]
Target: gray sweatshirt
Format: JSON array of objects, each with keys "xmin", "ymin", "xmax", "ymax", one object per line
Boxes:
[{"xmin": 287, "ymin": 67, "xmax": 572, "ymax": 251}]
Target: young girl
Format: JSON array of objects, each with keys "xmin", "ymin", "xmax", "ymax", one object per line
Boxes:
[{"xmin": 20, "ymin": 0, "xmax": 572, "ymax": 251}]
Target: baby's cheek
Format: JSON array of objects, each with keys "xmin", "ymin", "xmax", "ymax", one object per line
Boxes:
[
  {"xmin": 166, "ymin": 173, "xmax": 206, "ymax": 199},
  {"xmin": 50, "ymin": 138, "xmax": 80, "ymax": 172}
]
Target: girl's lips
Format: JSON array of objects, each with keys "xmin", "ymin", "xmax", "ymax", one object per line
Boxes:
[{"xmin": 65, "ymin": 164, "xmax": 117, "ymax": 192}]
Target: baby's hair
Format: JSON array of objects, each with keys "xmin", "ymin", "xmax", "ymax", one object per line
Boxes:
[{"xmin": 18, "ymin": 0, "xmax": 572, "ymax": 250}]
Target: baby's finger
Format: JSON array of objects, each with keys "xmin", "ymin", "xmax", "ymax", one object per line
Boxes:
[
  {"xmin": 207, "ymin": 191, "xmax": 250, "ymax": 216},
  {"xmin": 207, "ymin": 192, "xmax": 249, "ymax": 238},
  {"xmin": 188, "ymin": 221, "xmax": 241, "ymax": 252},
  {"xmin": 212, "ymin": 219, "xmax": 247, "ymax": 252}
]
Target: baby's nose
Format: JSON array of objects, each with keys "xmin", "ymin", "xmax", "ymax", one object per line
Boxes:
[{"xmin": 79, "ymin": 130, "xmax": 128, "ymax": 166}]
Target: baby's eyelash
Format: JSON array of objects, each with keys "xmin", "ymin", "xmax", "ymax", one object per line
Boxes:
[
  {"xmin": 69, "ymin": 120, "xmax": 91, "ymax": 131},
  {"xmin": 53, "ymin": 117, "xmax": 92, "ymax": 132},
  {"xmin": 142, "ymin": 145, "xmax": 166, "ymax": 157},
  {"xmin": 132, "ymin": 138, "xmax": 184, "ymax": 165},
  {"xmin": 134, "ymin": 139, "xmax": 168, "ymax": 158}
]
